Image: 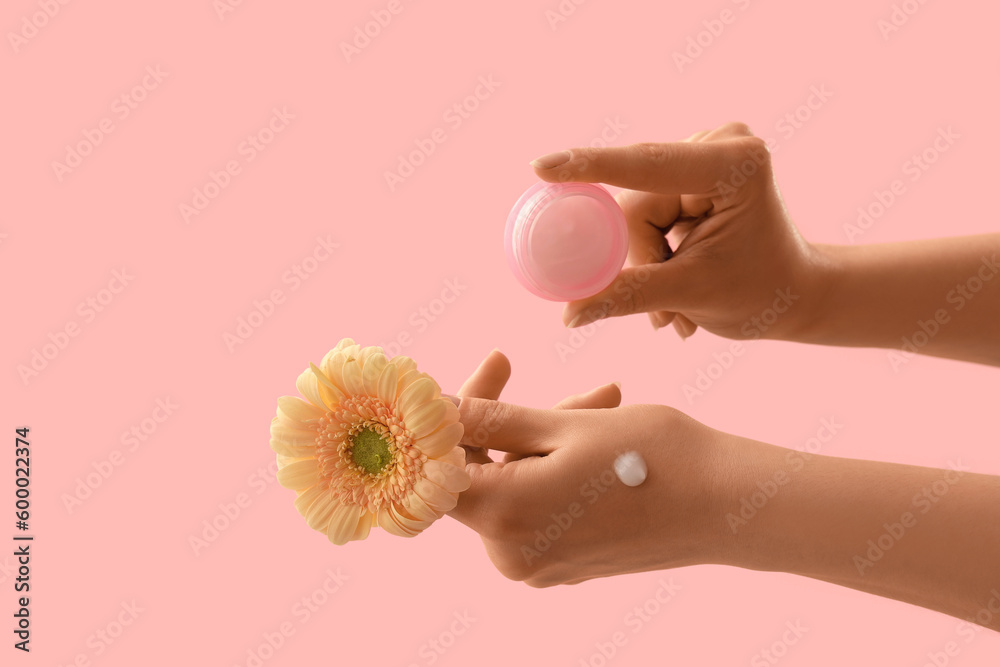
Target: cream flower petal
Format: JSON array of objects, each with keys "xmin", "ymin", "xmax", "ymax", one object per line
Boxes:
[
  {"xmin": 403, "ymin": 490, "xmax": 441, "ymax": 522},
  {"xmin": 413, "ymin": 422, "xmax": 464, "ymax": 458},
  {"xmin": 342, "ymin": 358, "xmax": 365, "ymax": 396},
  {"xmin": 392, "ymin": 355, "xmax": 417, "ymax": 377},
  {"xmin": 362, "ymin": 353, "xmax": 388, "ymax": 397},
  {"xmin": 295, "ymin": 368, "xmax": 325, "ymax": 410},
  {"xmin": 327, "ymin": 503, "xmax": 364, "ymax": 545},
  {"xmin": 277, "ymin": 396, "xmax": 324, "ymax": 424},
  {"xmin": 321, "ymin": 351, "xmax": 350, "ymax": 395},
  {"xmin": 304, "ymin": 494, "xmax": 340, "ymax": 531},
  {"xmin": 405, "ymin": 398, "xmax": 448, "ymax": 439},
  {"xmin": 269, "ymin": 419, "xmax": 318, "ymax": 458},
  {"xmin": 413, "ymin": 476, "xmax": 460, "ymax": 513},
  {"xmin": 398, "ymin": 377, "xmax": 439, "ymax": 419},
  {"xmin": 277, "ymin": 459, "xmax": 321, "ymax": 491},
  {"xmin": 395, "ymin": 368, "xmax": 424, "ymax": 398},
  {"xmin": 335, "ymin": 337, "xmax": 356, "ymax": 351},
  {"xmin": 357, "ymin": 345, "xmax": 384, "ymax": 368},
  {"xmin": 439, "ymin": 445, "xmax": 467, "ymax": 469},
  {"xmin": 277, "ymin": 453, "xmax": 311, "ymax": 468},
  {"xmin": 293, "ymin": 484, "xmax": 327, "ymax": 517},
  {"xmin": 377, "ymin": 362, "xmax": 398, "ymax": 406},
  {"xmin": 377, "ymin": 504, "xmax": 429, "ymax": 537},
  {"xmin": 350, "ymin": 512, "xmax": 374, "ymax": 541},
  {"xmin": 421, "ymin": 459, "xmax": 471, "ymax": 494}
]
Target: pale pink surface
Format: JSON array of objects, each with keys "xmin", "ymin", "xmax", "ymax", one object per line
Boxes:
[{"xmin": 3, "ymin": 1, "xmax": 999, "ymax": 665}]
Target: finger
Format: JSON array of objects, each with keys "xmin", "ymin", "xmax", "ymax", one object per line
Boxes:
[
  {"xmin": 447, "ymin": 454, "xmax": 549, "ymax": 530},
  {"xmin": 614, "ymin": 190, "xmax": 680, "ymax": 333},
  {"xmin": 530, "ymin": 136, "xmax": 766, "ymax": 196},
  {"xmin": 650, "ymin": 311, "xmax": 675, "ymax": 331},
  {"xmin": 501, "ymin": 382, "xmax": 622, "ymax": 463},
  {"xmin": 615, "ymin": 189, "xmax": 679, "ymax": 267},
  {"xmin": 700, "ymin": 121, "xmax": 756, "ymax": 141},
  {"xmin": 684, "ymin": 129, "xmax": 711, "ymax": 142},
  {"xmin": 457, "ymin": 397, "xmax": 561, "ymax": 455},
  {"xmin": 562, "ymin": 260, "xmax": 695, "ymax": 328},
  {"xmin": 456, "ymin": 349, "xmax": 511, "ymax": 399},
  {"xmin": 453, "ymin": 350, "xmax": 511, "ymax": 465},
  {"xmin": 673, "ymin": 314, "xmax": 699, "ymax": 340},
  {"xmin": 552, "ymin": 382, "xmax": 622, "ymax": 410}
]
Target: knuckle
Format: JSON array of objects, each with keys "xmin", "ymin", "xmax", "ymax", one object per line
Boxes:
[
  {"xmin": 719, "ymin": 121, "xmax": 755, "ymax": 137},
  {"xmin": 722, "ymin": 136, "xmax": 772, "ymax": 180},
  {"xmin": 496, "ymin": 557, "xmax": 532, "ymax": 583},
  {"xmin": 632, "ymin": 141, "xmax": 670, "ymax": 165}
]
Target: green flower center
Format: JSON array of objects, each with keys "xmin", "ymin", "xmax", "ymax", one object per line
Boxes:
[{"xmin": 351, "ymin": 427, "xmax": 393, "ymax": 475}]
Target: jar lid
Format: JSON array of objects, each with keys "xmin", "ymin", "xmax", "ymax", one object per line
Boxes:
[{"xmin": 505, "ymin": 182, "xmax": 627, "ymax": 302}]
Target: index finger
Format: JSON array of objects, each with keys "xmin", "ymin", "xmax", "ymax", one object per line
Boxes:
[
  {"xmin": 530, "ymin": 137, "xmax": 767, "ymax": 195},
  {"xmin": 457, "ymin": 397, "xmax": 561, "ymax": 455}
]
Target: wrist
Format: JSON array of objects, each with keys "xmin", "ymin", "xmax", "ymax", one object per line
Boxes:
[{"xmin": 778, "ymin": 242, "xmax": 845, "ymax": 345}]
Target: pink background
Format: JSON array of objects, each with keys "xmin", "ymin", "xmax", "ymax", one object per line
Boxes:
[{"xmin": 4, "ymin": 0, "xmax": 999, "ymax": 664}]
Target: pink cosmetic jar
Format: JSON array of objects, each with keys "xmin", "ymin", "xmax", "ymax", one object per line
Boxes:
[{"xmin": 504, "ymin": 182, "xmax": 628, "ymax": 302}]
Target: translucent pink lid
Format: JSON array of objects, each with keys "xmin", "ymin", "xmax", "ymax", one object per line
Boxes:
[{"xmin": 505, "ymin": 182, "xmax": 627, "ymax": 302}]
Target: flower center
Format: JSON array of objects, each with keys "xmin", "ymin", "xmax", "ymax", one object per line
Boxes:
[{"xmin": 350, "ymin": 427, "xmax": 393, "ymax": 475}]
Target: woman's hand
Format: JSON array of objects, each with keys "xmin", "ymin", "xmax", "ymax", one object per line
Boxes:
[
  {"xmin": 530, "ymin": 123, "xmax": 1000, "ymax": 365},
  {"xmin": 448, "ymin": 350, "xmax": 1000, "ymax": 629},
  {"xmin": 530, "ymin": 121, "xmax": 824, "ymax": 341},
  {"xmin": 447, "ymin": 350, "xmax": 735, "ymax": 587}
]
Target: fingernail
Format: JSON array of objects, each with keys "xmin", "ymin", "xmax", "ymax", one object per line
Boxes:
[
  {"xmin": 443, "ymin": 394, "xmax": 462, "ymax": 408},
  {"xmin": 611, "ymin": 382, "xmax": 621, "ymax": 389},
  {"xmin": 566, "ymin": 312, "xmax": 594, "ymax": 328},
  {"xmin": 530, "ymin": 151, "xmax": 571, "ymax": 169},
  {"xmin": 650, "ymin": 312, "xmax": 670, "ymax": 330}
]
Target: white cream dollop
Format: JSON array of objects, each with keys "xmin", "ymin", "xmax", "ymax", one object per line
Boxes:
[{"xmin": 613, "ymin": 451, "xmax": 647, "ymax": 487}]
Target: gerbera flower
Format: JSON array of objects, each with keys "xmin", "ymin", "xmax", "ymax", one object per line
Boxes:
[{"xmin": 270, "ymin": 338, "xmax": 470, "ymax": 544}]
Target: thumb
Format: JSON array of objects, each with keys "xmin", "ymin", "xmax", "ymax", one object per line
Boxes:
[
  {"xmin": 562, "ymin": 260, "xmax": 693, "ymax": 328},
  {"xmin": 456, "ymin": 397, "xmax": 560, "ymax": 455},
  {"xmin": 447, "ymin": 447, "xmax": 549, "ymax": 532}
]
